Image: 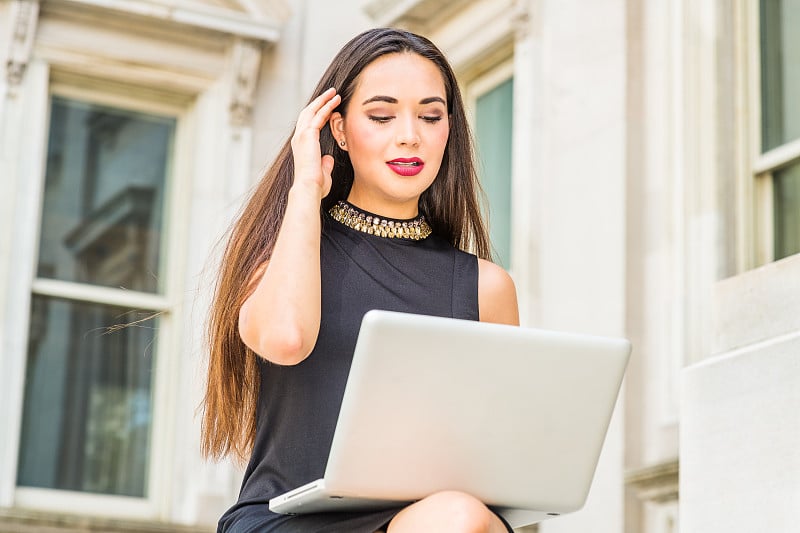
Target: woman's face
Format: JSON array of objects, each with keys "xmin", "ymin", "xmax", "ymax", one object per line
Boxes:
[{"xmin": 330, "ymin": 52, "xmax": 450, "ymax": 218}]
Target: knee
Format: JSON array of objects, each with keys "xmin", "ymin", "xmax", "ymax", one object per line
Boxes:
[{"xmin": 421, "ymin": 491, "xmax": 496, "ymax": 533}]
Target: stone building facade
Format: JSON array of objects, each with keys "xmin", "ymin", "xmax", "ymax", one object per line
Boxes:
[{"xmin": 0, "ymin": 0, "xmax": 797, "ymax": 531}]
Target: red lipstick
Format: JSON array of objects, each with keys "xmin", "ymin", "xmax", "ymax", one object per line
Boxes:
[{"xmin": 387, "ymin": 157, "xmax": 424, "ymax": 176}]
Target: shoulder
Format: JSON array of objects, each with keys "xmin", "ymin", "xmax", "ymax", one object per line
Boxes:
[{"xmin": 477, "ymin": 259, "xmax": 519, "ymax": 325}]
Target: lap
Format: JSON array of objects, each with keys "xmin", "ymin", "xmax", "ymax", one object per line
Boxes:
[
  {"xmin": 220, "ymin": 492, "xmax": 513, "ymax": 533},
  {"xmin": 219, "ymin": 505, "xmax": 402, "ymax": 533}
]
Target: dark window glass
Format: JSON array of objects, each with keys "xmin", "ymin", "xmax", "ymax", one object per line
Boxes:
[
  {"xmin": 476, "ymin": 77, "xmax": 514, "ymax": 269},
  {"xmin": 17, "ymin": 296, "xmax": 157, "ymax": 497},
  {"xmin": 37, "ymin": 97, "xmax": 175, "ymax": 293},
  {"xmin": 760, "ymin": 0, "xmax": 800, "ymax": 151},
  {"xmin": 774, "ymin": 161, "xmax": 800, "ymax": 259}
]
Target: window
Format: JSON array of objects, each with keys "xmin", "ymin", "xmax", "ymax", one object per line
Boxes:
[
  {"xmin": 16, "ymin": 95, "xmax": 176, "ymax": 500},
  {"xmin": 756, "ymin": 0, "xmax": 800, "ymax": 262},
  {"xmin": 469, "ymin": 64, "xmax": 514, "ymax": 269}
]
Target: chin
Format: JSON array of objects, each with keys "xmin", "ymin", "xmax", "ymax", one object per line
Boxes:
[
  {"xmin": 388, "ymin": 175, "xmax": 436, "ymax": 197},
  {"xmin": 352, "ymin": 168, "xmax": 437, "ymax": 206},
  {"xmin": 386, "ymin": 184, "xmax": 432, "ymax": 204}
]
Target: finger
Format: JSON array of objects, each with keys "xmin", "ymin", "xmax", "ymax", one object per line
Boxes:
[
  {"xmin": 306, "ymin": 88, "xmax": 337, "ymax": 113},
  {"xmin": 296, "ymin": 88, "xmax": 338, "ymax": 127},
  {"xmin": 307, "ymin": 93, "xmax": 341, "ymax": 131}
]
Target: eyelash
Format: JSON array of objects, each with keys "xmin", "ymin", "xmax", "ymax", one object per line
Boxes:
[{"xmin": 368, "ymin": 116, "xmax": 443, "ymax": 124}]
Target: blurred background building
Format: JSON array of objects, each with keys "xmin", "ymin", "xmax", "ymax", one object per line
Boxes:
[{"xmin": 0, "ymin": 0, "xmax": 797, "ymax": 531}]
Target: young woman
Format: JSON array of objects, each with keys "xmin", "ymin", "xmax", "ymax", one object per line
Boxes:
[{"xmin": 203, "ymin": 28, "xmax": 519, "ymax": 532}]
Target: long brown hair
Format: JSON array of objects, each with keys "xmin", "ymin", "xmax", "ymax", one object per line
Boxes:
[{"xmin": 201, "ymin": 28, "xmax": 492, "ymax": 462}]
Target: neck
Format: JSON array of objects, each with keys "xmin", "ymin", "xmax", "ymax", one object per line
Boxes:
[{"xmin": 345, "ymin": 191, "xmax": 419, "ymax": 220}]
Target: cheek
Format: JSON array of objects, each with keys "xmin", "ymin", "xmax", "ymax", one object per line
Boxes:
[
  {"xmin": 430, "ymin": 125, "xmax": 450, "ymax": 156},
  {"xmin": 347, "ymin": 121, "xmax": 383, "ymax": 155}
]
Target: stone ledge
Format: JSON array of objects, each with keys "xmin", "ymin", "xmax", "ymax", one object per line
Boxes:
[
  {"xmin": 625, "ymin": 459, "xmax": 679, "ymax": 503},
  {"xmin": 0, "ymin": 508, "xmax": 212, "ymax": 533},
  {"xmin": 680, "ymin": 335, "xmax": 800, "ymax": 532},
  {"xmin": 713, "ymin": 253, "xmax": 800, "ymax": 355}
]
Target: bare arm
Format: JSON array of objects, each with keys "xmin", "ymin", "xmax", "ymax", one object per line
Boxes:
[
  {"xmin": 238, "ymin": 88, "xmax": 342, "ymax": 365},
  {"xmin": 477, "ymin": 258, "xmax": 519, "ymax": 326}
]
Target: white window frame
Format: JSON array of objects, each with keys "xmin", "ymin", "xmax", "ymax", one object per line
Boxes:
[
  {"xmin": 465, "ymin": 60, "xmax": 515, "ymax": 271},
  {"xmin": 6, "ymin": 77, "xmax": 192, "ymax": 520},
  {"xmin": 747, "ymin": 0, "xmax": 800, "ymax": 266}
]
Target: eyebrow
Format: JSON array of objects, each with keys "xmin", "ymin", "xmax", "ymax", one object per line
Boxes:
[{"xmin": 361, "ymin": 95, "xmax": 446, "ymax": 106}]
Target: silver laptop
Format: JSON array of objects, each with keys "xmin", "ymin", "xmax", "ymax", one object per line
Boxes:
[{"xmin": 269, "ymin": 310, "xmax": 631, "ymax": 528}]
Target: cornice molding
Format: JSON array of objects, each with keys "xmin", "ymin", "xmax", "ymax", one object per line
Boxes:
[
  {"xmin": 45, "ymin": 0, "xmax": 290, "ymax": 42},
  {"xmin": 362, "ymin": 0, "xmax": 474, "ymax": 30},
  {"xmin": 361, "ymin": 0, "xmax": 413, "ymax": 25},
  {"xmin": 361, "ymin": 0, "xmax": 520, "ymax": 78}
]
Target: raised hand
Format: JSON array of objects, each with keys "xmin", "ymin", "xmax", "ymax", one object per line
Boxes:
[
  {"xmin": 290, "ymin": 87, "xmax": 342, "ymax": 199},
  {"xmin": 238, "ymin": 89, "xmax": 342, "ymax": 364}
]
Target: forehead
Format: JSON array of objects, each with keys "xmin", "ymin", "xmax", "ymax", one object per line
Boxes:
[{"xmin": 352, "ymin": 52, "xmax": 447, "ymax": 101}]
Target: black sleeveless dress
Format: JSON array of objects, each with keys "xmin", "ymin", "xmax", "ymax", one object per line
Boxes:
[{"xmin": 218, "ymin": 207, "xmax": 485, "ymax": 532}]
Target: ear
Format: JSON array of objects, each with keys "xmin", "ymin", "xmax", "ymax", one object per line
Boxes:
[{"xmin": 329, "ymin": 112, "xmax": 348, "ymax": 152}]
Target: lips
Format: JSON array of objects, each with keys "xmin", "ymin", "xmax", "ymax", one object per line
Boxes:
[{"xmin": 386, "ymin": 157, "xmax": 424, "ymax": 176}]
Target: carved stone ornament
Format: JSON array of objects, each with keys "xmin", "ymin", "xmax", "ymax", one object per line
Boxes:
[
  {"xmin": 6, "ymin": 0, "xmax": 40, "ymax": 87},
  {"xmin": 229, "ymin": 38, "xmax": 263, "ymax": 127},
  {"xmin": 511, "ymin": 0, "xmax": 532, "ymax": 40}
]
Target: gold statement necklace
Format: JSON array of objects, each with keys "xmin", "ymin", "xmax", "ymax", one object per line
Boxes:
[{"xmin": 328, "ymin": 200, "xmax": 432, "ymax": 240}]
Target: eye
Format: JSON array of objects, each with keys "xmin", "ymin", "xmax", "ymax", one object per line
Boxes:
[
  {"xmin": 368, "ymin": 115, "xmax": 392, "ymax": 124},
  {"xmin": 421, "ymin": 116, "xmax": 443, "ymax": 123}
]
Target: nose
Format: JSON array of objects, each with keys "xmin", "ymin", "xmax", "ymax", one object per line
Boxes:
[{"xmin": 396, "ymin": 115, "xmax": 420, "ymax": 147}]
